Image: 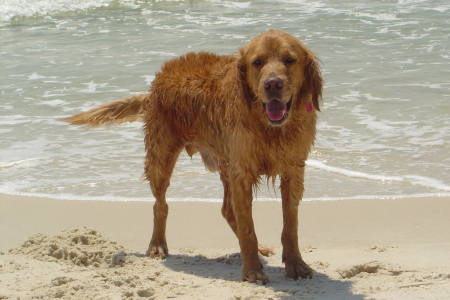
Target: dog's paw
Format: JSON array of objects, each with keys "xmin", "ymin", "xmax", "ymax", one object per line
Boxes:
[
  {"xmin": 284, "ymin": 257, "xmax": 314, "ymax": 280},
  {"xmin": 146, "ymin": 244, "xmax": 168, "ymax": 259},
  {"xmin": 258, "ymin": 244, "xmax": 275, "ymax": 257},
  {"xmin": 242, "ymin": 269, "xmax": 269, "ymax": 285}
]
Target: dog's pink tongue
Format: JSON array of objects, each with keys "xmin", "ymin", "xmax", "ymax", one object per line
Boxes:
[{"xmin": 265, "ymin": 100, "xmax": 287, "ymax": 121}]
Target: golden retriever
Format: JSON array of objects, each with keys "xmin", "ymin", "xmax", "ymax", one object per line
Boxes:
[{"xmin": 64, "ymin": 29, "xmax": 323, "ymax": 284}]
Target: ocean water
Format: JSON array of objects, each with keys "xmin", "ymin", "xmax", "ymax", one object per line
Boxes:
[{"xmin": 1, "ymin": 0, "xmax": 449, "ymax": 202}]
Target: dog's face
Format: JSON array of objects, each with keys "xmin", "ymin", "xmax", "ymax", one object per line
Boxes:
[{"xmin": 239, "ymin": 30, "xmax": 322, "ymax": 126}]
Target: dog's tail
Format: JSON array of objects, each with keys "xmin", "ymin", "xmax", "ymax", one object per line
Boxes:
[{"xmin": 63, "ymin": 94, "xmax": 148, "ymax": 128}]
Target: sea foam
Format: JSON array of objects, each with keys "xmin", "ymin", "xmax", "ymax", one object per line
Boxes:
[
  {"xmin": 307, "ymin": 160, "xmax": 450, "ymax": 192},
  {"xmin": 0, "ymin": 0, "xmax": 115, "ymax": 22}
]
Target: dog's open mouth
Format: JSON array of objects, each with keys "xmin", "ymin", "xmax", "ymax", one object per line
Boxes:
[{"xmin": 263, "ymin": 98, "xmax": 292, "ymax": 124}]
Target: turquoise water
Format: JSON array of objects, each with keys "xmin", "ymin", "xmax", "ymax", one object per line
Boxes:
[{"xmin": 1, "ymin": 0, "xmax": 449, "ymax": 201}]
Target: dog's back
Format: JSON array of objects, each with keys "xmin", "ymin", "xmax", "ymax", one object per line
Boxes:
[{"xmin": 64, "ymin": 52, "xmax": 237, "ymax": 133}]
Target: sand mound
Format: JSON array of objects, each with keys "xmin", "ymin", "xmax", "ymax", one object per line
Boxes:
[
  {"xmin": 9, "ymin": 227, "xmax": 128, "ymax": 267},
  {"xmin": 336, "ymin": 261, "xmax": 382, "ymax": 279},
  {"xmin": 2, "ymin": 228, "xmax": 279, "ymax": 299}
]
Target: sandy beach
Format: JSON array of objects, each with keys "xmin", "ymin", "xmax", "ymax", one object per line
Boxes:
[{"xmin": 1, "ymin": 194, "xmax": 449, "ymax": 299}]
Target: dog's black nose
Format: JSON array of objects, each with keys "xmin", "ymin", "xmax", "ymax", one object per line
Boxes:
[{"xmin": 264, "ymin": 77, "xmax": 283, "ymax": 90}]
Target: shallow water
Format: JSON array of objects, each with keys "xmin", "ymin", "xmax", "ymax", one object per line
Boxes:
[{"xmin": 1, "ymin": 0, "xmax": 449, "ymax": 201}]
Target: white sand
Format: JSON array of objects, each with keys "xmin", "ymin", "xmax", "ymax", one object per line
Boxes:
[{"xmin": 1, "ymin": 194, "xmax": 449, "ymax": 299}]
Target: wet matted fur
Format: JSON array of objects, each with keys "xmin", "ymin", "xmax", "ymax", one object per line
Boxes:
[{"xmin": 64, "ymin": 30, "xmax": 323, "ymax": 284}]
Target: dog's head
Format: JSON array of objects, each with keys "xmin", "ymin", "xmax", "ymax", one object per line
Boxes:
[{"xmin": 238, "ymin": 30, "xmax": 322, "ymax": 126}]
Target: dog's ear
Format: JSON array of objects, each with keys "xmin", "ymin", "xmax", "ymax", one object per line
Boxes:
[
  {"xmin": 302, "ymin": 53, "xmax": 323, "ymax": 111},
  {"xmin": 236, "ymin": 52, "xmax": 253, "ymax": 109},
  {"xmin": 237, "ymin": 53, "xmax": 247, "ymax": 86}
]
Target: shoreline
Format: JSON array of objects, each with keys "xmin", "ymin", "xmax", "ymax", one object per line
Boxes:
[
  {"xmin": 1, "ymin": 194, "xmax": 449, "ymax": 252},
  {"xmin": 1, "ymin": 194, "xmax": 449, "ymax": 299},
  {"xmin": 1, "ymin": 190, "xmax": 449, "ymax": 203}
]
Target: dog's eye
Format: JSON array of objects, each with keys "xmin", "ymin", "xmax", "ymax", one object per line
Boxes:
[
  {"xmin": 286, "ymin": 57, "xmax": 295, "ymax": 64},
  {"xmin": 253, "ymin": 59, "xmax": 262, "ymax": 66}
]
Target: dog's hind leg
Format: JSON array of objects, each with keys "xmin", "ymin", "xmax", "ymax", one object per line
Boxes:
[
  {"xmin": 144, "ymin": 122, "xmax": 184, "ymax": 259},
  {"xmin": 220, "ymin": 163, "xmax": 236, "ymax": 233}
]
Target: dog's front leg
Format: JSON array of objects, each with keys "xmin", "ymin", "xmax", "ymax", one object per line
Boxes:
[
  {"xmin": 280, "ymin": 172, "xmax": 314, "ymax": 280},
  {"xmin": 229, "ymin": 172, "xmax": 269, "ymax": 284}
]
